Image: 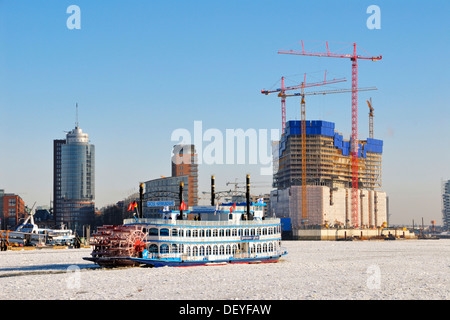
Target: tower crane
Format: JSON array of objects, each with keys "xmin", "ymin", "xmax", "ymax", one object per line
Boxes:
[
  {"xmin": 280, "ymin": 86, "xmax": 377, "ymax": 227},
  {"xmin": 367, "ymin": 98, "xmax": 374, "ymax": 139},
  {"xmin": 261, "ymin": 73, "xmax": 346, "ymax": 134},
  {"xmin": 278, "ymin": 41, "xmax": 382, "ymax": 228}
]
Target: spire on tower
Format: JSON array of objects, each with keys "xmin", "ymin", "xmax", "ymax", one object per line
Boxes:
[{"xmin": 75, "ymin": 103, "xmax": 79, "ymax": 128}]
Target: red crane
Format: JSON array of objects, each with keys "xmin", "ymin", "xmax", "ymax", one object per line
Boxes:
[
  {"xmin": 261, "ymin": 72, "xmax": 346, "ymax": 134},
  {"xmin": 278, "ymin": 41, "xmax": 382, "ymax": 228}
]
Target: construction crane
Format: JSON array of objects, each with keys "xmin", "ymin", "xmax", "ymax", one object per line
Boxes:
[
  {"xmin": 278, "ymin": 41, "xmax": 382, "ymax": 228},
  {"xmin": 367, "ymin": 98, "xmax": 374, "ymax": 139},
  {"xmin": 261, "ymin": 73, "xmax": 346, "ymax": 134},
  {"xmin": 281, "ymin": 86, "xmax": 377, "ymax": 227}
]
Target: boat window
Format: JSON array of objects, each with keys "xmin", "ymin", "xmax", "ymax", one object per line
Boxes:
[
  {"xmin": 244, "ymin": 229, "xmax": 249, "ymax": 236},
  {"xmin": 263, "ymin": 228, "xmax": 267, "ymax": 235},
  {"xmin": 149, "ymin": 228, "xmax": 158, "ymax": 236},
  {"xmin": 238, "ymin": 229, "xmax": 242, "ymax": 236},
  {"xmin": 263, "ymin": 243, "xmax": 267, "ymax": 252},
  {"xmin": 160, "ymin": 228, "xmax": 169, "ymax": 236},
  {"xmin": 206, "ymin": 246, "xmax": 211, "ymax": 255},
  {"xmin": 257, "ymin": 228, "xmax": 261, "ymax": 236},
  {"xmin": 186, "ymin": 229, "xmax": 191, "ymax": 237},
  {"xmin": 232, "ymin": 229, "xmax": 237, "ymax": 236},
  {"xmin": 206, "ymin": 229, "xmax": 211, "ymax": 237},
  {"xmin": 257, "ymin": 244, "xmax": 262, "ymax": 253},
  {"xmin": 199, "ymin": 246, "xmax": 205, "ymax": 256},
  {"xmin": 213, "ymin": 245, "xmax": 218, "ymax": 255},
  {"xmin": 186, "ymin": 247, "xmax": 191, "ymax": 256},
  {"xmin": 232, "ymin": 245, "xmax": 237, "ymax": 254},
  {"xmin": 149, "ymin": 244, "xmax": 158, "ymax": 253},
  {"xmin": 250, "ymin": 228, "xmax": 255, "ymax": 236},
  {"xmin": 225, "ymin": 229, "xmax": 230, "ymax": 237},
  {"xmin": 193, "ymin": 247, "xmax": 198, "ymax": 256},
  {"xmin": 199, "ymin": 229, "xmax": 205, "ymax": 237},
  {"xmin": 213, "ymin": 229, "xmax": 218, "ymax": 237},
  {"xmin": 226, "ymin": 245, "xmax": 231, "ymax": 255},
  {"xmin": 179, "ymin": 229, "xmax": 184, "ymax": 237},
  {"xmin": 219, "ymin": 229, "xmax": 224, "ymax": 237},
  {"xmin": 160, "ymin": 244, "xmax": 169, "ymax": 254},
  {"xmin": 171, "ymin": 244, "xmax": 178, "ymax": 253},
  {"xmin": 192, "ymin": 230, "xmax": 198, "ymax": 237},
  {"xmin": 219, "ymin": 245, "xmax": 224, "ymax": 255},
  {"xmin": 172, "ymin": 229, "xmax": 178, "ymax": 237},
  {"xmin": 268, "ymin": 243, "xmax": 274, "ymax": 252}
]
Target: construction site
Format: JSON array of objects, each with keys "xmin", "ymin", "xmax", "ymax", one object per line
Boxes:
[{"xmin": 265, "ymin": 41, "xmax": 414, "ymax": 240}]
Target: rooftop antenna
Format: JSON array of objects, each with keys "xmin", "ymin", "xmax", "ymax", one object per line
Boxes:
[{"xmin": 75, "ymin": 103, "xmax": 79, "ymax": 128}]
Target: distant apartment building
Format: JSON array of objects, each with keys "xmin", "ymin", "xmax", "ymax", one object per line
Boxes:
[
  {"xmin": 53, "ymin": 124, "xmax": 95, "ymax": 235},
  {"xmin": 172, "ymin": 144, "xmax": 198, "ymax": 206},
  {"xmin": 0, "ymin": 191, "xmax": 25, "ymax": 230},
  {"xmin": 143, "ymin": 144, "xmax": 198, "ymax": 217},
  {"xmin": 144, "ymin": 176, "xmax": 191, "ymax": 217},
  {"xmin": 442, "ymin": 180, "xmax": 450, "ymax": 231}
]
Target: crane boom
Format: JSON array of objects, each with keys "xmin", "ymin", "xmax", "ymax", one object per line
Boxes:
[
  {"xmin": 367, "ymin": 98, "xmax": 374, "ymax": 139},
  {"xmin": 261, "ymin": 73, "xmax": 346, "ymax": 134}
]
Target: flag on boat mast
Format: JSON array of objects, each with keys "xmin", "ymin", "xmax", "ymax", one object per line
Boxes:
[{"xmin": 127, "ymin": 201, "xmax": 138, "ymax": 212}]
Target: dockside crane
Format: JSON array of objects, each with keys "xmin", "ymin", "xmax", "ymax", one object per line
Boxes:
[
  {"xmin": 281, "ymin": 86, "xmax": 377, "ymax": 227},
  {"xmin": 278, "ymin": 41, "xmax": 382, "ymax": 228},
  {"xmin": 261, "ymin": 73, "xmax": 346, "ymax": 134}
]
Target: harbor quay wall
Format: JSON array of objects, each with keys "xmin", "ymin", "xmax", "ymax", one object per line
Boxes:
[{"xmin": 291, "ymin": 228, "xmax": 416, "ymax": 240}]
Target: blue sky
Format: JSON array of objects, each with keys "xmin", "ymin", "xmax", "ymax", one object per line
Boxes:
[{"xmin": 0, "ymin": 0, "xmax": 449, "ymax": 225}]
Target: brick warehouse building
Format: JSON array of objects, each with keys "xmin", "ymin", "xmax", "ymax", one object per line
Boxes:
[{"xmin": 0, "ymin": 191, "xmax": 25, "ymax": 230}]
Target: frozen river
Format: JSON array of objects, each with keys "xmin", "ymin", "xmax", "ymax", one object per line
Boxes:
[{"xmin": 0, "ymin": 239, "xmax": 448, "ymax": 300}]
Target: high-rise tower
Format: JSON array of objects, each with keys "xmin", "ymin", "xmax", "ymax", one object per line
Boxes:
[
  {"xmin": 53, "ymin": 117, "xmax": 95, "ymax": 235},
  {"xmin": 171, "ymin": 144, "xmax": 198, "ymax": 206}
]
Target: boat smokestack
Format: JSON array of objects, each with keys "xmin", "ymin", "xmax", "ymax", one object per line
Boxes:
[
  {"xmin": 211, "ymin": 175, "xmax": 215, "ymax": 206},
  {"xmin": 246, "ymin": 174, "xmax": 250, "ymax": 220},
  {"xmin": 139, "ymin": 183, "xmax": 144, "ymax": 218},
  {"xmin": 179, "ymin": 181, "xmax": 184, "ymax": 220}
]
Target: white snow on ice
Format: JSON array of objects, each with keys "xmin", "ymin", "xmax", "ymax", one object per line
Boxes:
[{"xmin": 0, "ymin": 240, "xmax": 448, "ymax": 300}]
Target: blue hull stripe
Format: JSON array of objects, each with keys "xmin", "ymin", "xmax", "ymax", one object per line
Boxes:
[{"xmin": 126, "ymin": 253, "xmax": 287, "ymax": 268}]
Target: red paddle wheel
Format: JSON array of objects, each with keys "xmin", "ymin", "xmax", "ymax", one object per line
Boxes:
[{"xmin": 89, "ymin": 225, "xmax": 147, "ymax": 267}]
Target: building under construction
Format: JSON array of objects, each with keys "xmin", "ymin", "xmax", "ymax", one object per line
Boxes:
[{"xmin": 270, "ymin": 120, "xmax": 387, "ymax": 233}]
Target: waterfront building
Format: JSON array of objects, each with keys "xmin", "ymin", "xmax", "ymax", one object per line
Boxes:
[
  {"xmin": 442, "ymin": 180, "xmax": 450, "ymax": 231},
  {"xmin": 143, "ymin": 144, "xmax": 198, "ymax": 217},
  {"xmin": 0, "ymin": 192, "xmax": 25, "ymax": 230},
  {"xmin": 270, "ymin": 120, "xmax": 386, "ymax": 230},
  {"xmin": 143, "ymin": 175, "xmax": 191, "ymax": 217},
  {"xmin": 53, "ymin": 124, "xmax": 95, "ymax": 235},
  {"xmin": 171, "ymin": 144, "xmax": 198, "ymax": 206}
]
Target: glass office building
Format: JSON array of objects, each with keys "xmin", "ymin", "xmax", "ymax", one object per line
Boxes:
[{"xmin": 54, "ymin": 126, "xmax": 95, "ymax": 235}]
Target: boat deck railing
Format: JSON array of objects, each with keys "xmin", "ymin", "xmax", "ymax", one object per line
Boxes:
[
  {"xmin": 124, "ymin": 217, "xmax": 280, "ymax": 227},
  {"xmin": 145, "ymin": 248, "xmax": 287, "ymax": 261}
]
